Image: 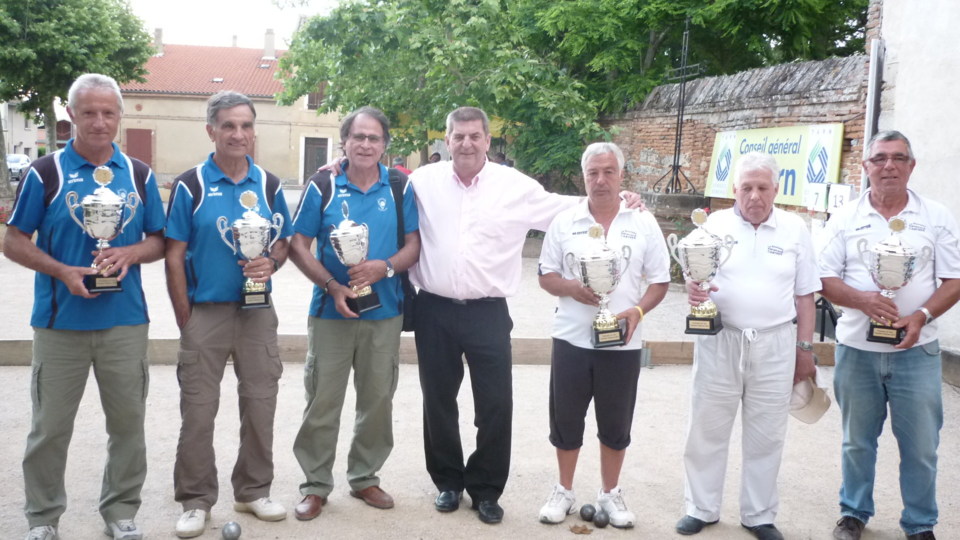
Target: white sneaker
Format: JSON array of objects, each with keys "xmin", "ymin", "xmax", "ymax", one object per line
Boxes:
[
  {"xmin": 234, "ymin": 497, "xmax": 287, "ymax": 521},
  {"xmin": 24, "ymin": 526, "xmax": 58, "ymax": 540},
  {"xmin": 539, "ymin": 484, "xmax": 577, "ymax": 524},
  {"xmin": 104, "ymin": 519, "xmax": 142, "ymax": 540},
  {"xmin": 175, "ymin": 509, "xmax": 209, "ymax": 538},
  {"xmin": 597, "ymin": 486, "xmax": 635, "ymax": 528}
]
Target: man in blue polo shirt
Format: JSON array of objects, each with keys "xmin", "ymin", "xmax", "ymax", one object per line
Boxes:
[
  {"xmin": 5, "ymin": 73, "xmax": 165, "ymax": 540},
  {"xmin": 165, "ymin": 90, "xmax": 293, "ymax": 538},
  {"xmin": 288, "ymin": 106, "xmax": 420, "ymax": 521}
]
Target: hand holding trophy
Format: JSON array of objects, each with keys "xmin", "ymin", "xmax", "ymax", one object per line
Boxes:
[
  {"xmin": 565, "ymin": 224, "xmax": 632, "ymax": 348},
  {"xmin": 667, "ymin": 209, "xmax": 735, "ymax": 334},
  {"xmin": 857, "ymin": 216, "xmax": 932, "ymax": 344},
  {"xmin": 330, "ymin": 200, "xmax": 382, "ymax": 314},
  {"xmin": 217, "ymin": 190, "xmax": 284, "ymax": 309},
  {"xmin": 65, "ymin": 165, "xmax": 139, "ymax": 293}
]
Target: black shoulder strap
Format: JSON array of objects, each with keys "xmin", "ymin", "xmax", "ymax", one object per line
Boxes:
[
  {"xmin": 129, "ymin": 158, "xmax": 152, "ymax": 203},
  {"xmin": 297, "ymin": 170, "xmax": 334, "ymax": 219},
  {"xmin": 263, "ymin": 170, "xmax": 281, "ymax": 212},
  {"xmin": 168, "ymin": 166, "xmax": 204, "ymax": 215},
  {"xmin": 388, "ymin": 168, "xmax": 407, "ymax": 249}
]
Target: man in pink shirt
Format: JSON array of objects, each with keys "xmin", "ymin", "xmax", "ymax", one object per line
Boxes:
[{"xmin": 409, "ymin": 107, "xmax": 580, "ymax": 524}]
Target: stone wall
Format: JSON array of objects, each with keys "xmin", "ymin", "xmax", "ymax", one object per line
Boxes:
[{"xmin": 604, "ymin": 55, "xmax": 869, "ymax": 201}]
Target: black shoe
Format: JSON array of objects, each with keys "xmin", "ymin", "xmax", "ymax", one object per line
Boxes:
[
  {"xmin": 471, "ymin": 499, "xmax": 503, "ymax": 524},
  {"xmin": 906, "ymin": 531, "xmax": 936, "ymax": 540},
  {"xmin": 832, "ymin": 516, "xmax": 865, "ymax": 540},
  {"xmin": 434, "ymin": 490, "xmax": 462, "ymax": 512},
  {"xmin": 742, "ymin": 523, "xmax": 784, "ymax": 540},
  {"xmin": 676, "ymin": 515, "xmax": 719, "ymax": 535}
]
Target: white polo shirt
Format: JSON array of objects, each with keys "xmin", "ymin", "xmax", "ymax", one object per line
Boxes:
[
  {"xmin": 707, "ymin": 207, "xmax": 820, "ymax": 331},
  {"xmin": 818, "ymin": 189, "xmax": 960, "ymax": 352},
  {"xmin": 539, "ymin": 200, "xmax": 671, "ymax": 350}
]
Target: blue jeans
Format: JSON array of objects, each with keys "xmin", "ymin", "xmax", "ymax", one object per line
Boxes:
[{"xmin": 833, "ymin": 342, "xmax": 942, "ymax": 535}]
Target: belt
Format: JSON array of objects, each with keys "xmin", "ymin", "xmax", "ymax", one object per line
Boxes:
[{"xmin": 419, "ymin": 290, "xmax": 502, "ymax": 305}]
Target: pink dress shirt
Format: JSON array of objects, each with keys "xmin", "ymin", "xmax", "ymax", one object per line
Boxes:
[{"xmin": 409, "ymin": 160, "xmax": 578, "ymax": 300}]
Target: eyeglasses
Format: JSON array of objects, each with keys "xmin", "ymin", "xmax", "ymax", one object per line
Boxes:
[
  {"xmin": 867, "ymin": 154, "xmax": 911, "ymax": 166},
  {"xmin": 349, "ymin": 133, "xmax": 383, "ymax": 144}
]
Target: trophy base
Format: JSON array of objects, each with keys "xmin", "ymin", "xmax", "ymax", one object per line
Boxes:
[
  {"xmin": 347, "ymin": 291, "xmax": 382, "ymax": 314},
  {"xmin": 85, "ymin": 273, "xmax": 122, "ymax": 293},
  {"xmin": 866, "ymin": 323, "xmax": 904, "ymax": 345},
  {"xmin": 685, "ymin": 313, "xmax": 723, "ymax": 335},
  {"xmin": 241, "ymin": 290, "xmax": 271, "ymax": 309},
  {"xmin": 592, "ymin": 320, "xmax": 626, "ymax": 349}
]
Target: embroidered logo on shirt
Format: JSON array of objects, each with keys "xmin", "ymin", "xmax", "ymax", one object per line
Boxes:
[
  {"xmin": 909, "ymin": 222, "xmax": 926, "ymax": 232},
  {"xmin": 67, "ymin": 176, "xmax": 84, "ymax": 184},
  {"xmin": 68, "ymin": 171, "xmax": 80, "ymax": 179},
  {"xmin": 572, "ymin": 230, "xmax": 588, "ymax": 236},
  {"xmin": 378, "ymin": 198, "xmax": 388, "ymax": 211},
  {"xmin": 208, "ymin": 185, "xmax": 222, "ymax": 197},
  {"xmin": 621, "ymin": 230, "xmax": 637, "ymax": 239},
  {"xmin": 855, "ymin": 224, "xmax": 871, "ymax": 231},
  {"xmin": 767, "ymin": 245, "xmax": 784, "ymax": 255},
  {"xmin": 336, "ymin": 188, "xmax": 350, "ymax": 199}
]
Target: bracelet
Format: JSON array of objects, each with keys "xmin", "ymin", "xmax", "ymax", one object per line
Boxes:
[
  {"xmin": 268, "ymin": 257, "xmax": 280, "ymax": 272},
  {"xmin": 322, "ymin": 276, "xmax": 336, "ymax": 294},
  {"xmin": 918, "ymin": 306, "xmax": 934, "ymax": 325},
  {"xmin": 634, "ymin": 305, "xmax": 644, "ymax": 321}
]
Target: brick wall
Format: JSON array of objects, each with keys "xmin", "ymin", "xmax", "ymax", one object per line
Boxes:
[{"xmin": 603, "ymin": 55, "xmax": 869, "ymax": 202}]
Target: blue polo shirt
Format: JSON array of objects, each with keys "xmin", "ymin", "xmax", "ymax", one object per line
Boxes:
[
  {"xmin": 7, "ymin": 141, "xmax": 166, "ymax": 330},
  {"xmin": 165, "ymin": 154, "xmax": 293, "ymax": 304},
  {"xmin": 293, "ymin": 163, "xmax": 418, "ymax": 320}
]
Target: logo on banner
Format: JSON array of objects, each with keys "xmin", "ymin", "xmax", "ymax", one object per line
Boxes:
[
  {"xmin": 715, "ymin": 147, "xmax": 732, "ymax": 183},
  {"xmin": 806, "ymin": 142, "xmax": 828, "ymax": 184}
]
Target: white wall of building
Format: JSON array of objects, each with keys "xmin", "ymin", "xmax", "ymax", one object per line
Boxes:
[{"xmin": 878, "ymin": 0, "xmax": 960, "ymax": 349}]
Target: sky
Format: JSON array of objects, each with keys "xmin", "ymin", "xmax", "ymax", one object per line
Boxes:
[{"xmin": 126, "ymin": 0, "xmax": 339, "ymax": 49}]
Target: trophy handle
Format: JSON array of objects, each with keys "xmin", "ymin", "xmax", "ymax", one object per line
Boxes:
[
  {"xmin": 121, "ymin": 192, "xmax": 139, "ymax": 232},
  {"xmin": 564, "ymin": 252, "xmax": 580, "ymax": 282},
  {"xmin": 856, "ymin": 238, "xmax": 871, "ymax": 268},
  {"xmin": 216, "ymin": 216, "xmax": 237, "ymax": 254},
  {"xmin": 717, "ymin": 234, "xmax": 736, "ymax": 267},
  {"xmin": 666, "ymin": 233, "xmax": 683, "ymax": 267},
  {"xmin": 65, "ymin": 191, "xmax": 85, "ymax": 231},
  {"xmin": 268, "ymin": 213, "xmax": 284, "ymax": 251},
  {"xmin": 620, "ymin": 245, "xmax": 632, "ymax": 272}
]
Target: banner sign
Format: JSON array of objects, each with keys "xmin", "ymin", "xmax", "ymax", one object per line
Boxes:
[{"xmin": 705, "ymin": 124, "xmax": 845, "ymax": 206}]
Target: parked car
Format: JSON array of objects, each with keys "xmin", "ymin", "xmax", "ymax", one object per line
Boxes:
[{"xmin": 7, "ymin": 153, "xmax": 31, "ymax": 183}]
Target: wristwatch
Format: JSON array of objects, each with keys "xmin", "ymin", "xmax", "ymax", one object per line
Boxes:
[
  {"xmin": 919, "ymin": 307, "xmax": 935, "ymax": 325},
  {"xmin": 384, "ymin": 259, "xmax": 395, "ymax": 278},
  {"xmin": 796, "ymin": 340, "xmax": 813, "ymax": 352},
  {"xmin": 269, "ymin": 257, "xmax": 280, "ymax": 272}
]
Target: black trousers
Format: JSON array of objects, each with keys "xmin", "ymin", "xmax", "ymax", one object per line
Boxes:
[{"xmin": 414, "ymin": 291, "xmax": 513, "ymax": 502}]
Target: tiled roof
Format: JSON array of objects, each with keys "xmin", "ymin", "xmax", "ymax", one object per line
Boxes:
[{"xmin": 120, "ymin": 44, "xmax": 285, "ymax": 98}]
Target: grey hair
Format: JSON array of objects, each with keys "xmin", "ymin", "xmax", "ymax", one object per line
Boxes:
[
  {"xmin": 340, "ymin": 106, "xmax": 391, "ymax": 148},
  {"xmin": 581, "ymin": 142, "xmax": 625, "ymax": 173},
  {"xmin": 68, "ymin": 73, "xmax": 123, "ymax": 112},
  {"xmin": 867, "ymin": 130, "xmax": 914, "ymax": 160},
  {"xmin": 736, "ymin": 152, "xmax": 780, "ymax": 186},
  {"xmin": 207, "ymin": 91, "xmax": 256, "ymax": 126},
  {"xmin": 446, "ymin": 107, "xmax": 489, "ymax": 135}
]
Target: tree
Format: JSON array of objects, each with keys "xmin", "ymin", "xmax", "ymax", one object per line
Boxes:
[
  {"xmin": 278, "ymin": 0, "xmax": 867, "ymax": 189},
  {"xmin": 0, "ymin": 0, "xmax": 153, "ymax": 198}
]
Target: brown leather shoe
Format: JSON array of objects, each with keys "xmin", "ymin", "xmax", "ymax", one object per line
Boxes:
[
  {"xmin": 349, "ymin": 485, "xmax": 395, "ymax": 509},
  {"xmin": 294, "ymin": 494, "xmax": 326, "ymax": 521}
]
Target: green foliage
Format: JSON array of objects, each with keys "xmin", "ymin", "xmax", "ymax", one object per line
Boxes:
[
  {"xmin": 278, "ymin": 0, "xmax": 867, "ymax": 186},
  {"xmin": 0, "ymin": 0, "xmax": 153, "ymax": 118}
]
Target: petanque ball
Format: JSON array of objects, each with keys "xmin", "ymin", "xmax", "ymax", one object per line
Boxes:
[
  {"xmin": 221, "ymin": 521, "xmax": 242, "ymax": 540},
  {"xmin": 593, "ymin": 510, "xmax": 610, "ymax": 528},
  {"xmin": 579, "ymin": 504, "xmax": 596, "ymax": 522}
]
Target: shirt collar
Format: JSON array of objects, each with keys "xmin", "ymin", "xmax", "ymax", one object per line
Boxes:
[
  {"xmin": 572, "ymin": 197, "xmax": 629, "ymax": 224},
  {"xmin": 732, "ymin": 203, "xmax": 778, "ymax": 229},
  {"xmin": 336, "ymin": 161, "xmax": 388, "ymax": 192},
  {"xmin": 451, "ymin": 158, "xmax": 490, "ymax": 189},
  {"xmin": 203, "ymin": 153, "xmax": 257, "ymax": 185},
  {"xmin": 856, "ymin": 188, "xmax": 921, "ymax": 218},
  {"xmin": 62, "ymin": 140, "xmax": 127, "ymax": 172}
]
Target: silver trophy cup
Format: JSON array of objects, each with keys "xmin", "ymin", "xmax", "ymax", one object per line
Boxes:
[
  {"xmin": 857, "ymin": 216, "xmax": 932, "ymax": 344},
  {"xmin": 65, "ymin": 166, "xmax": 139, "ymax": 293},
  {"xmin": 565, "ymin": 224, "xmax": 632, "ymax": 348},
  {"xmin": 666, "ymin": 209, "xmax": 734, "ymax": 334},
  {"xmin": 330, "ymin": 201, "xmax": 381, "ymax": 314},
  {"xmin": 218, "ymin": 208, "xmax": 283, "ymax": 309}
]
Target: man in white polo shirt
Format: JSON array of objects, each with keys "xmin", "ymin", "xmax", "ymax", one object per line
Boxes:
[
  {"xmin": 676, "ymin": 152, "xmax": 819, "ymax": 540},
  {"xmin": 536, "ymin": 142, "xmax": 670, "ymax": 528},
  {"xmin": 819, "ymin": 131, "xmax": 960, "ymax": 540}
]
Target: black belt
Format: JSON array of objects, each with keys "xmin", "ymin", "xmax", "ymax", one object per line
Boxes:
[{"xmin": 419, "ymin": 290, "xmax": 502, "ymax": 305}]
